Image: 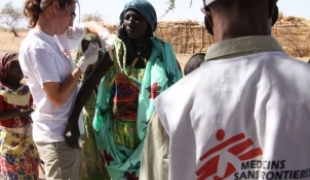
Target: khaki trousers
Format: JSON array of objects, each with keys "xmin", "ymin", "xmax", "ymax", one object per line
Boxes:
[{"xmin": 36, "ymin": 141, "xmax": 80, "ymax": 180}]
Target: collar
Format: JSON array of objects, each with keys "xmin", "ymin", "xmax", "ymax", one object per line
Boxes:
[{"xmin": 205, "ymin": 36, "xmax": 284, "ymax": 61}]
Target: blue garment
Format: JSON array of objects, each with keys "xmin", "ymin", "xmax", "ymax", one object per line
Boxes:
[{"xmin": 119, "ymin": 0, "xmax": 157, "ymax": 32}]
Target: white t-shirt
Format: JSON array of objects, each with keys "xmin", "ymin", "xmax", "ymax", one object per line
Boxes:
[
  {"xmin": 19, "ymin": 24, "xmax": 86, "ymax": 143},
  {"xmin": 156, "ymin": 51, "xmax": 310, "ymax": 180}
]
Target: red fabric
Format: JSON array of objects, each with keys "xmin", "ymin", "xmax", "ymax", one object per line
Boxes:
[{"xmin": 0, "ymin": 94, "xmax": 31, "ymax": 128}]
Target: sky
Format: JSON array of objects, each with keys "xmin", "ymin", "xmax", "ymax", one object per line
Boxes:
[{"xmin": 2, "ymin": 0, "xmax": 310, "ymax": 27}]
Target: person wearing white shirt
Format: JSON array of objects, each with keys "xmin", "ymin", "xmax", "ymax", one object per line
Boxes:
[
  {"xmin": 19, "ymin": 0, "xmax": 113, "ymax": 179},
  {"xmin": 140, "ymin": 0, "xmax": 310, "ymax": 180}
]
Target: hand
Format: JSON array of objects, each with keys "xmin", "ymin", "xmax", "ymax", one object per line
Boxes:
[
  {"xmin": 76, "ymin": 42, "xmax": 99, "ymax": 73},
  {"xmin": 64, "ymin": 117, "xmax": 80, "ymax": 149},
  {"xmin": 98, "ymin": 29, "xmax": 114, "ymax": 59}
]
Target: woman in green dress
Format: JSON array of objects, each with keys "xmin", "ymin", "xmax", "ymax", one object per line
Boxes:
[{"xmin": 67, "ymin": 0, "xmax": 182, "ymax": 179}]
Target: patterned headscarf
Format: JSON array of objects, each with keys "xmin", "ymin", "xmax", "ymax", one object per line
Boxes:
[
  {"xmin": 118, "ymin": 0, "xmax": 158, "ymax": 64},
  {"xmin": 119, "ymin": 0, "xmax": 157, "ymax": 32},
  {"xmin": 0, "ymin": 52, "xmax": 18, "ymax": 81}
]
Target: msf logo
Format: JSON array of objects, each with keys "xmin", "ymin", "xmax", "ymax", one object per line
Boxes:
[{"xmin": 196, "ymin": 129, "xmax": 263, "ymax": 180}]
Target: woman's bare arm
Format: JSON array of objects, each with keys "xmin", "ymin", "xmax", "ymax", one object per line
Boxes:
[
  {"xmin": 68, "ymin": 52, "xmax": 113, "ymax": 124},
  {"xmin": 43, "ymin": 68, "xmax": 82, "ymax": 108}
]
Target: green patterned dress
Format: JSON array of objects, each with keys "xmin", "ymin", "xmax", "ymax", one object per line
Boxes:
[{"xmin": 93, "ymin": 34, "xmax": 182, "ymax": 179}]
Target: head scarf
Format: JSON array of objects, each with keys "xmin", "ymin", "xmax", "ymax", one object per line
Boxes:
[
  {"xmin": 0, "ymin": 52, "xmax": 18, "ymax": 81},
  {"xmin": 119, "ymin": 0, "xmax": 157, "ymax": 32}
]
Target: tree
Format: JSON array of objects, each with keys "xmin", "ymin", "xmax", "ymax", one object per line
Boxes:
[
  {"xmin": 82, "ymin": 12, "xmax": 104, "ymax": 23},
  {"xmin": 170, "ymin": 0, "xmax": 193, "ymax": 7},
  {"xmin": 162, "ymin": 0, "xmax": 193, "ymax": 19},
  {"xmin": 0, "ymin": 2, "xmax": 23, "ymax": 37}
]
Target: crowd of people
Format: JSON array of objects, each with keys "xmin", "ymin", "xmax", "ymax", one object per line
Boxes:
[{"xmin": 0, "ymin": 0, "xmax": 310, "ymax": 179}]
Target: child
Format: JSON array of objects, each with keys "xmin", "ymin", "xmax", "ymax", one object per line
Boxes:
[
  {"xmin": 0, "ymin": 52, "xmax": 39, "ymax": 179},
  {"xmin": 183, "ymin": 53, "xmax": 205, "ymax": 75}
]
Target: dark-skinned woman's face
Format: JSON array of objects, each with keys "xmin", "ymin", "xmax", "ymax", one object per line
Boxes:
[{"xmin": 123, "ymin": 10, "xmax": 148, "ymax": 39}]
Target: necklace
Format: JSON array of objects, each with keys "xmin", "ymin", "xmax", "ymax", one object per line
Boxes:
[{"xmin": 131, "ymin": 43, "xmax": 148, "ymax": 67}]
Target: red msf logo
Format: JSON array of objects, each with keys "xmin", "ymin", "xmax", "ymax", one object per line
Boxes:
[
  {"xmin": 62, "ymin": 49, "xmax": 69, "ymax": 59},
  {"xmin": 196, "ymin": 129, "xmax": 263, "ymax": 180}
]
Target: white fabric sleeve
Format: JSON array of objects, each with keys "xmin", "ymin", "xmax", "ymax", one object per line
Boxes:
[
  {"xmin": 30, "ymin": 48, "xmax": 61, "ymax": 88},
  {"xmin": 66, "ymin": 23, "xmax": 87, "ymax": 50}
]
